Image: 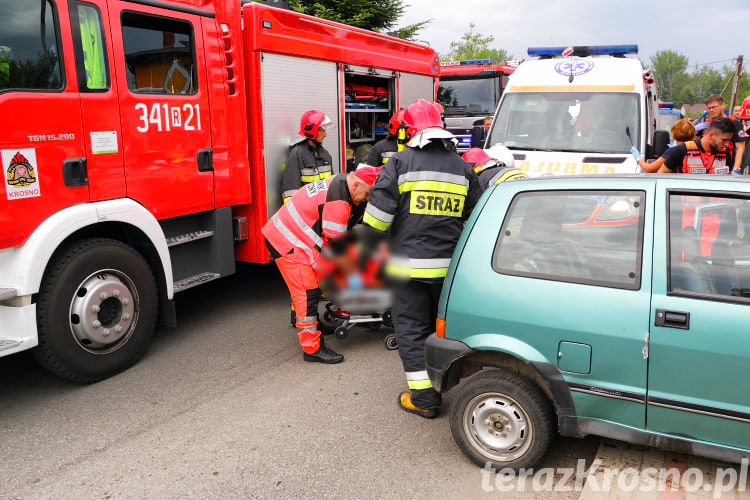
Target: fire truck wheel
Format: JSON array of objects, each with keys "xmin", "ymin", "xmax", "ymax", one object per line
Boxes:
[{"xmin": 33, "ymin": 238, "xmax": 158, "ymax": 382}]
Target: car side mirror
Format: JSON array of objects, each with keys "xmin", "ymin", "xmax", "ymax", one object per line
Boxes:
[{"xmin": 651, "ymin": 130, "xmax": 670, "ymax": 158}]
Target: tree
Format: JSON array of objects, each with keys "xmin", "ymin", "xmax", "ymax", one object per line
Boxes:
[
  {"xmin": 442, "ymin": 23, "xmax": 512, "ymax": 63},
  {"xmin": 650, "ymin": 50, "xmax": 689, "ymax": 104},
  {"xmin": 274, "ymin": 0, "xmax": 429, "ymax": 40}
]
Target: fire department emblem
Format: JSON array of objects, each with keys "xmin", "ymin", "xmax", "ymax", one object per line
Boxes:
[
  {"xmin": 6, "ymin": 151, "xmax": 37, "ymax": 187},
  {"xmin": 554, "ymin": 58, "xmax": 594, "ymax": 77},
  {"xmin": 2, "ymin": 148, "xmax": 41, "ymax": 200}
]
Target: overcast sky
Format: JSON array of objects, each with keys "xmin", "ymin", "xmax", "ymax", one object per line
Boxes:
[{"xmin": 398, "ymin": 0, "xmax": 748, "ymax": 71}]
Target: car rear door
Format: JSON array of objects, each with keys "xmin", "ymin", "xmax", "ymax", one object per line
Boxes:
[{"xmin": 647, "ymin": 179, "xmax": 750, "ymax": 450}]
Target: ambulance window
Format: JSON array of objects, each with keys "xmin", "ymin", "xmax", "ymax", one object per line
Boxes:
[
  {"xmin": 0, "ymin": 0, "xmax": 64, "ymax": 92},
  {"xmin": 121, "ymin": 12, "xmax": 196, "ymax": 95},
  {"xmin": 493, "ymin": 190, "xmax": 645, "ymax": 290},
  {"xmin": 71, "ymin": 2, "xmax": 109, "ymax": 91}
]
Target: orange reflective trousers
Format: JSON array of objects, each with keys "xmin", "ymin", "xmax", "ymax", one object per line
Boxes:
[{"xmin": 275, "ymin": 253, "xmax": 322, "ymax": 354}]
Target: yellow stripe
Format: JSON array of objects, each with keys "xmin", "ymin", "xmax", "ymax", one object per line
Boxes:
[
  {"xmin": 473, "ymin": 164, "xmax": 482, "ymax": 173},
  {"xmin": 319, "ymin": 171, "xmax": 332, "ymax": 179},
  {"xmin": 407, "ymin": 379, "xmax": 433, "ymax": 390},
  {"xmin": 494, "ymin": 170, "xmax": 528, "ymax": 184},
  {"xmin": 363, "ymin": 212, "xmax": 391, "ymax": 232},
  {"xmin": 283, "ymin": 197, "xmax": 291, "ymax": 204},
  {"xmin": 386, "ymin": 263, "xmax": 448, "ymax": 279},
  {"xmin": 508, "ymin": 84, "xmax": 636, "ymax": 92},
  {"xmin": 399, "ymin": 180, "xmax": 468, "ymax": 196},
  {"xmin": 300, "ymin": 174, "xmax": 322, "ymax": 183}
]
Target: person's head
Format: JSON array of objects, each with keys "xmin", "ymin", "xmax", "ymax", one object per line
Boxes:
[
  {"xmin": 402, "ymin": 99, "xmax": 444, "ymax": 141},
  {"xmin": 462, "ymin": 148, "xmax": 494, "ymax": 172},
  {"xmin": 670, "ymin": 119, "xmax": 696, "ymax": 143},
  {"xmin": 299, "ymin": 110, "xmax": 332, "ymax": 145},
  {"xmin": 483, "ymin": 116, "xmax": 492, "ymax": 132},
  {"xmin": 388, "ymin": 109, "xmax": 405, "ymax": 136},
  {"xmin": 702, "ymin": 117, "xmax": 735, "ymax": 154},
  {"xmin": 347, "ymin": 165, "xmax": 381, "ymax": 205},
  {"xmin": 733, "ymin": 105, "xmax": 742, "ymax": 119},
  {"xmin": 705, "ymin": 94, "xmax": 726, "ymax": 120}
]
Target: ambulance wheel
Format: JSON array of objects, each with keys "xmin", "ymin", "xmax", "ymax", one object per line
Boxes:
[
  {"xmin": 449, "ymin": 370, "xmax": 554, "ymax": 470},
  {"xmin": 334, "ymin": 326, "xmax": 349, "ymax": 339},
  {"xmin": 34, "ymin": 238, "xmax": 158, "ymax": 382},
  {"xmin": 384, "ymin": 334, "xmax": 398, "ymax": 350}
]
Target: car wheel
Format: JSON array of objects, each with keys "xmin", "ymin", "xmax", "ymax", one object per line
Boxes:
[
  {"xmin": 449, "ymin": 369, "xmax": 554, "ymax": 470},
  {"xmin": 33, "ymin": 238, "xmax": 158, "ymax": 382}
]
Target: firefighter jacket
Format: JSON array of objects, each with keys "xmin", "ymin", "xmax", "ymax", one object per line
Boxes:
[
  {"xmin": 281, "ymin": 140, "xmax": 333, "ymax": 203},
  {"xmin": 263, "ymin": 174, "xmax": 352, "ymax": 267},
  {"xmin": 680, "ymin": 140, "xmax": 731, "ymax": 175},
  {"xmin": 476, "ymin": 164, "xmax": 528, "ymax": 191},
  {"xmin": 363, "ymin": 141, "xmax": 482, "ymax": 280},
  {"xmin": 366, "ymin": 136, "xmax": 399, "ymax": 167}
]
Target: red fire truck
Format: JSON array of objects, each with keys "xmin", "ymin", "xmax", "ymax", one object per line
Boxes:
[
  {"xmin": 437, "ymin": 59, "xmax": 515, "ymax": 152},
  {"xmin": 0, "ymin": 0, "xmax": 438, "ymax": 381}
]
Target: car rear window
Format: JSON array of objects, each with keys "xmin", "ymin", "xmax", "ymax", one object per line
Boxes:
[{"xmin": 492, "ymin": 190, "xmax": 645, "ymax": 289}]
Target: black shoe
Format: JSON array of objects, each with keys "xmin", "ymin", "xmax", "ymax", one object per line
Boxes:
[{"xmin": 303, "ymin": 345, "xmax": 344, "ymax": 364}]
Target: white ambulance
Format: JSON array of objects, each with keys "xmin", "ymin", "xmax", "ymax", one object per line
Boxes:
[{"xmin": 486, "ymin": 45, "xmax": 669, "ymax": 176}]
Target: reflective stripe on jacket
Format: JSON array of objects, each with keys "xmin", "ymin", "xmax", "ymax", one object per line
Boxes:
[
  {"xmin": 263, "ymin": 174, "xmax": 352, "ymax": 266},
  {"xmin": 363, "ymin": 141, "xmax": 482, "ymax": 280},
  {"xmin": 680, "ymin": 140, "xmax": 731, "ymax": 175},
  {"xmin": 281, "ymin": 141, "xmax": 333, "ymax": 202}
]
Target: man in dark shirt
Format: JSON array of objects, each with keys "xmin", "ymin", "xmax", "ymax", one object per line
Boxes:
[
  {"xmin": 470, "ymin": 116, "xmax": 492, "ymax": 148},
  {"xmin": 697, "ymin": 95, "xmax": 747, "ymax": 172},
  {"xmin": 659, "ymin": 118, "xmax": 736, "ymax": 174}
]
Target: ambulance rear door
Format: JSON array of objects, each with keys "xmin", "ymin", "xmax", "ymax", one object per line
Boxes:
[{"xmin": 108, "ymin": 1, "xmax": 214, "ymax": 220}]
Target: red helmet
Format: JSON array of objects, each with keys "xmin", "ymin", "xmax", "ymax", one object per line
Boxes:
[
  {"xmin": 299, "ymin": 110, "xmax": 333, "ymax": 139},
  {"xmin": 433, "ymin": 102, "xmax": 445, "ymax": 114},
  {"xmin": 462, "ymin": 148, "xmax": 493, "ymax": 172},
  {"xmin": 741, "ymin": 96, "xmax": 750, "ymax": 120},
  {"xmin": 388, "ymin": 109, "xmax": 405, "ymax": 136},
  {"xmin": 402, "ymin": 99, "xmax": 443, "ymax": 140}
]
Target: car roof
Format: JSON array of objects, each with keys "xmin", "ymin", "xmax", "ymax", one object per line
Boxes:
[{"xmin": 491, "ymin": 174, "xmax": 750, "ymax": 190}]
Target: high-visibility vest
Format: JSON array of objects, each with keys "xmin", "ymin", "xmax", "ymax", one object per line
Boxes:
[
  {"xmin": 680, "ymin": 140, "xmax": 730, "ymax": 175},
  {"xmin": 262, "ymin": 175, "xmax": 351, "ymax": 266}
]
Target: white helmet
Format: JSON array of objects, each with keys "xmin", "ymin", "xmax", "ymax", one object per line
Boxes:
[{"xmin": 485, "ymin": 144, "xmax": 515, "ymax": 169}]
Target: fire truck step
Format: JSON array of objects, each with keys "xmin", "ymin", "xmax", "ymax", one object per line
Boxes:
[
  {"xmin": 0, "ymin": 288, "xmax": 18, "ymax": 301},
  {"xmin": 0, "ymin": 339, "xmax": 22, "ymax": 353},
  {"xmin": 166, "ymin": 230, "xmax": 215, "ymax": 248},
  {"xmin": 173, "ymin": 272, "xmax": 221, "ymax": 293}
]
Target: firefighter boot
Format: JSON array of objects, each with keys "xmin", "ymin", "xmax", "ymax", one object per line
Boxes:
[{"xmin": 398, "ymin": 391, "xmax": 438, "ymax": 419}]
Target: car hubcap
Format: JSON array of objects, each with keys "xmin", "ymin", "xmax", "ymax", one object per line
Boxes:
[
  {"xmin": 69, "ymin": 270, "xmax": 139, "ymax": 353},
  {"xmin": 463, "ymin": 392, "xmax": 533, "ymax": 462}
]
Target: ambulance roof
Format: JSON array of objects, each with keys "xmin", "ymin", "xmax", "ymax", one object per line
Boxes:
[{"xmin": 505, "ymin": 57, "xmax": 645, "ymax": 93}]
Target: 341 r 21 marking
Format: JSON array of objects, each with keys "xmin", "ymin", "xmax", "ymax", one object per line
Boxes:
[{"xmin": 134, "ymin": 103, "xmax": 202, "ymax": 133}]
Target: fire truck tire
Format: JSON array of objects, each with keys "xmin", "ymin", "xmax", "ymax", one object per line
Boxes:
[{"xmin": 33, "ymin": 238, "xmax": 158, "ymax": 382}]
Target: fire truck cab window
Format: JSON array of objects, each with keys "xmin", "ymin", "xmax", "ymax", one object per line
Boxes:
[
  {"xmin": 121, "ymin": 12, "xmax": 196, "ymax": 95},
  {"xmin": 0, "ymin": 0, "xmax": 64, "ymax": 92},
  {"xmin": 73, "ymin": 2, "xmax": 109, "ymax": 91}
]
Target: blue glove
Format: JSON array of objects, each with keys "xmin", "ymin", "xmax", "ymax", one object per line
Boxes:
[
  {"xmin": 630, "ymin": 146, "xmax": 641, "ymax": 161},
  {"xmin": 347, "ymin": 273, "xmax": 364, "ymax": 290}
]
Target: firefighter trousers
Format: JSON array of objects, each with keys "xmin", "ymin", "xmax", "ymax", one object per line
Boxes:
[
  {"xmin": 275, "ymin": 253, "xmax": 322, "ymax": 354},
  {"xmin": 391, "ymin": 279, "xmax": 443, "ymax": 410}
]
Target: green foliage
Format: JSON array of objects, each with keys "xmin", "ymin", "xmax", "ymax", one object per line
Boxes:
[
  {"xmin": 651, "ymin": 49, "xmax": 749, "ymax": 108},
  {"xmin": 442, "ymin": 23, "xmax": 512, "ymax": 63},
  {"xmin": 272, "ymin": 0, "xmax": 428, "ymax": 39}
]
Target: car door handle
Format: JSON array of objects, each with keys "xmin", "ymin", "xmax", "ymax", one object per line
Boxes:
[
  {"xmin": 197, "ymin": 148, "xmax": 213, "ymax": 172},
  {"xmin": 654, "ymin": 309, "xmax": 690, "ymax": 330},
  {"xmin": 62, "ymin": 157, "xmax": 88, "ymax": 187}
]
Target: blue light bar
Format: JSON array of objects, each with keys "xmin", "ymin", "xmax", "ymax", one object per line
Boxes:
[
  {"xmin": 527, "ymin": 45, "xmax": 638, "ymax": 57},
  {"xmin": 460, "ymin": 137, "xmax": 472, "ymax": 143}
]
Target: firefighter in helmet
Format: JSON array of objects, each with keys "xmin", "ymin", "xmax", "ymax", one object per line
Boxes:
[
  {"xmin": 366, "ymin": 110, "xmax": 405, "ymax": 167},
  {"xmin": 462, "ymin": 145, "xmax": 527, "ymax": 191},
  {"xmin": 281, "ymin": 110, "xmax": 334, "ymax": 203},
  {"xmin": 362, "ymin": 99, "xmax": 482, "ymax": 418},
  {"xmin": 263, "ymin": 165, "xmax": 381, "ymax": 363}
]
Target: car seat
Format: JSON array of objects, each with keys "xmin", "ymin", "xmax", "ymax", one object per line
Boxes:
[{"xmin": 710, "ymin": 207, "xmax": 739, "ymax": 295}]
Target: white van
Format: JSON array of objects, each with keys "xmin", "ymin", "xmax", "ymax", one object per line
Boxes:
[{"xmin": 486, "ymin": 45, "xmax": 669, "ymax": 176}]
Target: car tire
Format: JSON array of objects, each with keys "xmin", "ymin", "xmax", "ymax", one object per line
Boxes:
[
  {"xmin": 449, "ymin": 369, "xmax": 554, "ymax": 470},
  {"xmin": 33, "ymin": 238, "xmax": 158, "ymax": 382}
]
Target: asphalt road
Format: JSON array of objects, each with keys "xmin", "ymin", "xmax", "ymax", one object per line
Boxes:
[{"xmin": 0, "ymin": 263, "xmax": 599, "ymax": 498}]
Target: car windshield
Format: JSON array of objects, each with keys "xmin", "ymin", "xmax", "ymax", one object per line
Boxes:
[
  {"xmin": 488, "ymin": 92, "xmax": 640, "ymax": 154},
  {"xmin": 438, "ymin": 76, "xmax": 498, "ymax": 116}
]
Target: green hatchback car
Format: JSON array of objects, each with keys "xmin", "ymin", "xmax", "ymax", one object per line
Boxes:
[{"xmin": 426, "ymin": 174, "xmax": 750, "ymax": 469}]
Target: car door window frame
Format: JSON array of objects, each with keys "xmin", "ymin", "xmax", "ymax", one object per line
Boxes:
[{"xmin": 492, "ymin": 189, "xmax": 646, "ymax": 290}]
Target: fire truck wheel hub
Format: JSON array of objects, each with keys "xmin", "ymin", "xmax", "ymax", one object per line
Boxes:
[{"xmin": 69, "ymin": 270, "xmax": 138, "ymax": 352}]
